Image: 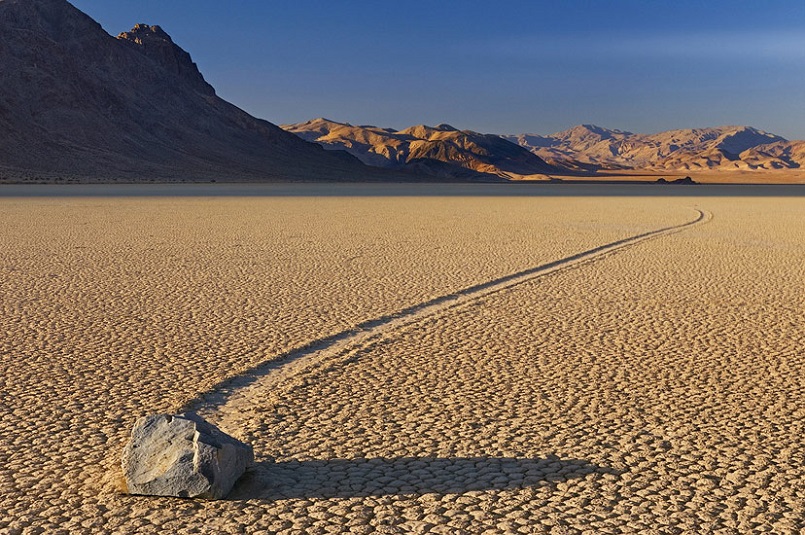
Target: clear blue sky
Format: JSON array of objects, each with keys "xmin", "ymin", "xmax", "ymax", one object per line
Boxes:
[{"xmin": 70, "ymin": 0, "xmax": 805, "ymax": 139}]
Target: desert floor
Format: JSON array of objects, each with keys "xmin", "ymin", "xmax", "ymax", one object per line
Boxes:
[
  {"xmin": 551, "ymin": 170, "xmax": 805, "ymax": 184},
  {"xmin": 1, "ymin": 184, "xmax": 803, "ymax": 534}
]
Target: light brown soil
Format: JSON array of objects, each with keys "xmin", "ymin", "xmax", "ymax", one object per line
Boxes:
[
  {"xmin": 552, "ymin": 170, "xmax": 805, "ymax": 184},
  {"xmin": 1, "ymin": 190, "xmax": 802, "ymax": 533}
]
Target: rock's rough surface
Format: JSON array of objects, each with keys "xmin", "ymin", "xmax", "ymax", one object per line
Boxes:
[{"xmin": 121, "ymin": 413, "xmax": 254, "ymax": 499}]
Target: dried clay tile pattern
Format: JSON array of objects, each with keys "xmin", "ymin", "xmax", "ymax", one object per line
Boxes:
[{"xmin": 1, "ymin": 193, "xmax": 803, "ymax": 533}]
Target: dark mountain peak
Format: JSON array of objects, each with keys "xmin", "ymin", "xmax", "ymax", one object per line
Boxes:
[
  {"xmin": 0, "ymin": 0, "xmax": 376, "ymax": 182},
  {"xmin": 117, "ymin": 23, "xmax": 215, "ymax": 95},
  {"xmin": 713, "ymin": 125, "xmax": 786, "ymax": 155},
  {"xmin": 434, "ymin": 123, "xmax": 458, "ymax": 132},
  {"xmin": 123, "ymin": 23, "xmax": 171, "ymax": 41},
  {"xmin": 0, "ymin": 0, "xmax": 105, "ymax": 43}
]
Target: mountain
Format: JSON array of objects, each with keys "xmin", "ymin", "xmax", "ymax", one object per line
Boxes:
[
  {"xmin": 283, "ymin": 118, "xmax": 558, "ymax": 180},
  {"xmin": 0, "ymin": 0, "xmax": 377, "ymax": 182},
  {"xmin": 738, "ymin": 141, "xmax": 805, "ymax": 170},
  {"xmin": 502, "ymin": 125, "xmax": 797, "ymax": 172},
  {"xmin": 3, "ymin": 1, "xmax": 799, "ymax": 183}
]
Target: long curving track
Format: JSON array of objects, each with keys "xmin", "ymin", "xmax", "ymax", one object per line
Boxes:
[{"xmin": 187, "ymin": 209, "xmax": 711, "ymax": 421}]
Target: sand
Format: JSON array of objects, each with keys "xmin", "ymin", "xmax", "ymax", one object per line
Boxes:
[
  {"xmin": 0, "ymin": 186, "xmax": 803, "ymax": 534},
  {"xmin": 545, "ymin": 170, "xmax": 805, "ymax": 185}
]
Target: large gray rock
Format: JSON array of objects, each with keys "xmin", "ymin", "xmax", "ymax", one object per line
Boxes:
[{"xmin": 121, "ymin": 413, "xmax": 254, "ymax": 499}]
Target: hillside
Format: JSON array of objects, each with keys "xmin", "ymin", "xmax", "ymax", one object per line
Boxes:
[
  {"xmin": 0, "ymin": 0, "xmax": 378, "ymax": 182},
  {"xmin": 283, "ymin": 118, "xmax": 558, "ymax": 180}
]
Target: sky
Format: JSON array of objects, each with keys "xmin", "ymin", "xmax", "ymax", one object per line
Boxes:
[{"xmin": 69, "ymin": 0, "xmax": 805, "ymax": 139}]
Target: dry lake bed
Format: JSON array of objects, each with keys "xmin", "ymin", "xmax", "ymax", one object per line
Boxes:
[{"xmin": 1, "ymin": 183, "xmax": 803, "ymax": 534}]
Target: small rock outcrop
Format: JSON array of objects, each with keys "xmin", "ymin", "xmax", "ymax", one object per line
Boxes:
[
  {"xmin": 656, "ymin": 176, "xmax": 697, "ymax": 185},
  {"xmin": 121, "ymin": 413, "xmax": 254, "ymax": 499}
]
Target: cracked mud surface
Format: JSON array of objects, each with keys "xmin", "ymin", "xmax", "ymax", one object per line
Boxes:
[{"xmin": 1, "ymin": 192, "xmax": 803, "ymax": 534}]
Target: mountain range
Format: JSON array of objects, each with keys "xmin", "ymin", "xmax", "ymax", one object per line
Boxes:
[
  {"xmin": 1, "ymin": 0, "xmax": 803, "ymax": 183},
  {"xmin": 283, "ymin": 118, "xmax": 557, "ymax": 180},
  {"xmin": 502, "ymin": 125, "xmax": 805, "ymax": 173},
  {"xmin": 286, "ymin": 121, "xmax": 805, "ymax": 178}
]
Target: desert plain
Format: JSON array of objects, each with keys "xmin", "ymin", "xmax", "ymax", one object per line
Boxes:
[{"xmin": 0, "ymin": 183, "xmax": 803, "ymax": 534}]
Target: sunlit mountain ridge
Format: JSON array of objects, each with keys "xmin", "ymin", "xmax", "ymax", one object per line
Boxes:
[
  {"xmin": 283, "ymin": 118, "xmax": 558, "ymax": 180},
  {"xmin": 285, "ymin": 119, "xmax": 805, "ymax": 177},
  {"xmin": 502, "ymin": 125, "xmax": 803, "ymax": 172}
]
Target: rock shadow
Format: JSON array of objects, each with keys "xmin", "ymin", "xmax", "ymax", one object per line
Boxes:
[{"xmin": 227, "ymin": 455, "xmax": 617, "ymax": 500}]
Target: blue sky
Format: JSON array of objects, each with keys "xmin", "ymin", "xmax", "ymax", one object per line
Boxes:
[{"xmin": 70, "ymin": 1, "xmax": 805, "ymax": 139}]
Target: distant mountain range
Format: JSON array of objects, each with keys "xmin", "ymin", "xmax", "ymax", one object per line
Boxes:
[
  {"xmin": 287, "ymin": 121, "xmax": 805, "ymax": 178},
  {"xmin": 283, "ymin": 118, "xmax": 557, "ymax": 180},
  {"xmin": 502, "ymin": 125, "xmax": 805, "ymax": 173},
  {"xmin": 0, "ymin": 0, "xmax": 382, "ymax": 182}
]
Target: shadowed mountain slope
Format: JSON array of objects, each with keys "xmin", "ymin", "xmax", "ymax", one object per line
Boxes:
[
  {"xmin": 0, "ymin": 0, "xmax": 379, "ymax": 182},
  {"xmin": 738, "ymin": 141, "xmax": 805, "ymax": 170},
  {"xmin": 283, "ymin": 118, "xmax": 559, "ymax": 180}
]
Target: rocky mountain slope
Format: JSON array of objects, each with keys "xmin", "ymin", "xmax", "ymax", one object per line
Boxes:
[
  {"xmin": 0, "ymin": 0, "xmax": 378, "ymax": 182},
  {"xmin": 283, "ymin": 118, "xmax": 558, "ymax": 180},
  {"xmin": 738, "ymin": 140, "xmax": 805, "ymax": 170},
  {"xmin": 286, "ymin": 118, "xmax": 804, "ymax": 178},
  {"xmin": 502, "ymin": 125, "xmax": 804, "ymax": 172}
]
